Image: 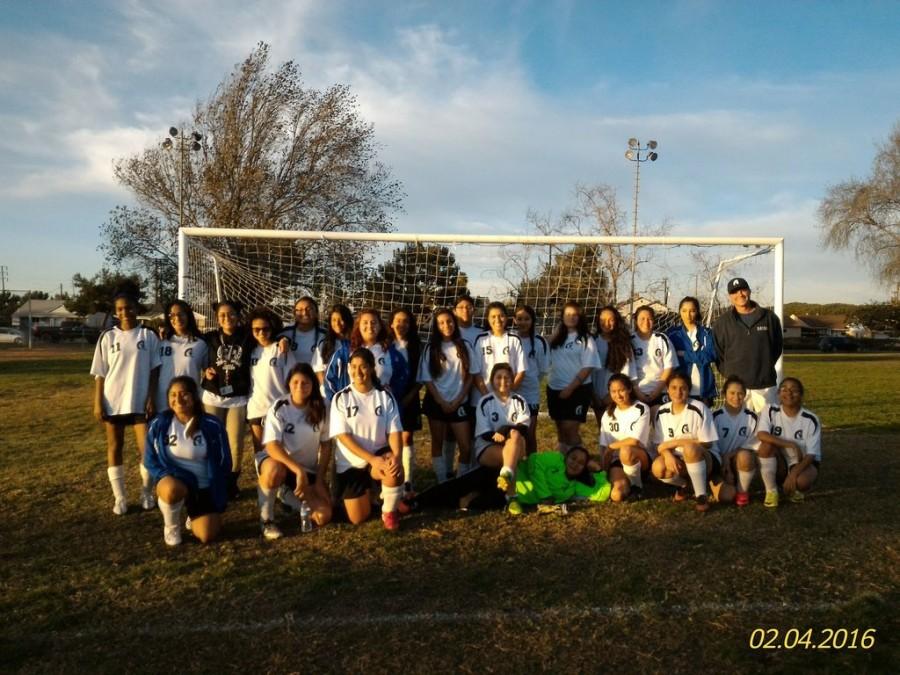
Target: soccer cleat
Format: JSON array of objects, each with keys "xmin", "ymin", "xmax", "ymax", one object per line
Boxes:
[
  {"xmin": 507, "ymin": 499, "xmax": 524, "ymax": 516},
  {"xmin": 673, "ymin": 487, "xmax": 690, "ymax": 503},
  {"xmin": 112, "ymin": 498, "xmax": 128, "ymax": 516},
  {"xmin": 163, "ymin": 525, "xmax": 182, "ymax": 547},
  {"xmin": 497, "ymin": 469, "xmax": 514, "ymax": 493},
  {"xmin": 140, "ymin": 489, "xmax": 156, "ymax": 511},
  {"xmin": 382, "ymin": 511, "xmax": 400, "ymax": 531},
  {"xmin": 735, "ymin": 491, "xmax": 750, "ymax": 507},
  {"xmin": 628, "ymin": 485, "xmax": 643, "ymax": 502},
  {"xmin": 694, "ymin": 495, "xmax": 710, "ymax": 513},
  {"xmin": 260, "ymin": 520, "xmax": 283, "ymax": 540},
  {"xmin": 764, "ymin": 491, "xmax": 779, "ymax": 508},
  {"xmin": 789, "ymin": 490, "xmax": 805, "ymax": 504}
]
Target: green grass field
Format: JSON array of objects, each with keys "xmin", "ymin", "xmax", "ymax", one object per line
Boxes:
[{"xmin": 1, "ymin": 348, "xmax": 898, "ymax": 673}]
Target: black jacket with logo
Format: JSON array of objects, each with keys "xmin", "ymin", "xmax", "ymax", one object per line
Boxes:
[{"xmin": 712, "ymin": 304, "xmax": 783, "ymax": 389}]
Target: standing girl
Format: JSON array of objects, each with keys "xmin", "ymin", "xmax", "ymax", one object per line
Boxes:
[
  {"xmin": 631, "ymin": 305, "xmax": 679, "ymax": 407},
  {"xmin": 513, "ymin": 304, "xmax": 549, "ymax": 455},
  {"xmin": 92, "ymin": 292, "xmax": 161, "ymax": 514},
  {"xmin": 667, "ymin": 296, "xmax": 717, "ymax": 407},
  {"xmin": 472, "ymin": 301, "xmax": 528, "ymax": 397},
  {"xmin": 155, "ymin": 299, "xmax": 208, "ymax": 413},
  {"xmin": 278, "ymin": 296, "xmax": 324, "ymax": 366},
  {"xmin": 313, "ymin": 303, "xmax": 353, "ymax": 403},
  {"xmin": 420, "ymin": 309, "xmax": 475, "ymax": 482},
  {"xmin": 591, "ymin": 305, "xmax": 638, "ymax": 411},
  {"xmin": 546, "ymin": 302, "xmax": 599, "ymax": 453},
  {"xmin": 388, "ymin": 308, "xmax": 422, "ymax": 493}
]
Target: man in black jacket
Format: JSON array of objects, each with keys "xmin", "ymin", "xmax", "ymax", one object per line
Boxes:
[{"xmin": 712, "ymin": 278, "xmax": 783, "ymax": 413}]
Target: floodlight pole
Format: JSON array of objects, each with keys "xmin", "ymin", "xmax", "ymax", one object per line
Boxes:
[
  {"xmin": 164, "ymin": 127, "xmax": 203, "ymax": 301},
  {"xmin": 625, "ymin": 139, "xmax": 658, "ymax": 325}
]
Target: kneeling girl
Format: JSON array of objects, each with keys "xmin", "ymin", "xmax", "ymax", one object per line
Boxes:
[{"xmin": 598, "ymin": 373, "xmax": 652, "ymax": 502}]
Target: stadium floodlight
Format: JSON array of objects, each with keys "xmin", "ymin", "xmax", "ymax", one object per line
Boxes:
[
  {"xmin": 624, "ymin": 138, "xmax": 660, "ymax": 324},
  {"xmin": 162, "ymin": 126, "xmax": 204, "ymax": 231}
]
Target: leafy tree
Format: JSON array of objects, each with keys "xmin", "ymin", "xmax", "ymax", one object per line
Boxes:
[
  {"xmin": 853, "ymin": 302, "xmax": 900, "ymax": 334},
  {"xmin": 515, "ymin": 244, "xmax": 610, "ymax": 320},
  {"xmin": 363, "ymin": 243, "xmax": 469, "ymax": 319},
  {"xmin": 0, "ymin": 291, "xmax": 22, "ymax": 325},
  {"xmin": 66, "ymin": 270, "xmax": 147, "ymax": 317},
  {"xmin": 101, "ymin": 42, "xmax": 403, "ymax": 291},
  {"xmin": 819, "ymin": 123, "xmax": 900, "ymax": 287}
]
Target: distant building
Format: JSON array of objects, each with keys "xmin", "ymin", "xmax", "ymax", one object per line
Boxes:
[{"xmin": 11, "ymin": 300, "xmax": 78, "ymax": 331}]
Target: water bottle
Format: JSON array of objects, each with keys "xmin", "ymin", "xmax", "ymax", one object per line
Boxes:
[{"xmin": 299, "ymin": 501, "xmax": 313, "ymax": 532}]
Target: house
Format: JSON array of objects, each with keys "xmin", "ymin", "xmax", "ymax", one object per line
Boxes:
[
  {"xmin": 616, "ymin": 295, "xmax": 671, "ymax": 319},
  {"xmin": 784, "ymin": 314, "xmax": 849, "ymax": 340},
  {"xmin": 11, "ymin": 300, "xmax": 78, "ymax": 331}
]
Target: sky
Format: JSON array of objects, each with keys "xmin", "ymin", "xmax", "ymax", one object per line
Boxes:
[{"xmin": 1, "ymin": 0, "xmax": 899, "ymax": 303}]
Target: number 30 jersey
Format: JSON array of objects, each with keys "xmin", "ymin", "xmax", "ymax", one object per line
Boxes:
[
  {"xmin": 329, "ymin": 385, "xmax": 402, "ymax": 472},
  {"xmin": 599, "ymin": 402, "xmax": 651, "ymax": 449}
]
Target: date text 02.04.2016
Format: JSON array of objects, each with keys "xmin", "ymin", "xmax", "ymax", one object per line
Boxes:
[{"xmin": 749, "ymin": 628, "xmax": 877, "ymax": 650}]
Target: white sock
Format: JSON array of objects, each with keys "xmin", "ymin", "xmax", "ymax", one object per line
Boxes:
[
  {"xmin": 139, "ymin": 463, "xmax": 153, "ymax": 492},
  {"xmin": 158, "ymin": 499, "xmax": 184, "ymax": 528},
  {"xmin": 660, "ymin": 475, "xmax": 688, "ymax": 488},
  {"xmin": 381, "ymin": 484, "xmax": 402, "ymax": 514},
  {"xmin": 280, "ymin": 486, "xmax": 303, "ymax": 511},
  {"xmin": 431, "ymin": 456, "xmax": 447, "ymax": 483},
  {"xmin": 738, "ymin": 469, "xmax": 756, "ymax": 493},
  {"xmin": 759, "ymin": 457, "xmax": 778, "ymax": 493},
  {"xmin": 107, "ymin": 465, "xmax": 126, "ymax": 501},
  {"xmin": 258, "ymin": 486, "xmax": 276, "ymax": 522},
  {"xmin": 686, "ymin": 461, "xmax": 708, "ymax": 497},
  {"xmin": 441, "ymin": 439, "xmax": 456, "ymax": 475},
  {"xmin": 622, "ymin": 462, "xmax": 643, "ymax": 488},
  {"xmin": 501, "ymin": 465, "xmax": 515, "ymax": 478},
  {"xmin": 401, "ymin": 445, "xmax": 414, "ymax": 488}
]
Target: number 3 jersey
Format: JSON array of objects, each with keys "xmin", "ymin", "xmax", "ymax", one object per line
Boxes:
[
  {"xmin": 599, "ymin": 402, "xmax": 651, "ymax": 452},
  {"xmin": 760, "ymin": 404, "xmax": 822, "ymax": 463},
  {"xmin": 262, "ymin": 398, "xmax": 328, "ymax": 473},
  {"xmin": 652, "ymin": 400, "xmax": 719, "ymax": 458},
  {"xmin": 473, "ymin": 392, "xmax": 531, "ymax": 455},
  {"xmin": 329, "ymin": 385, "xmax": 402, "ymax": 472},
  {"xmin": 712, "ymin": 407, "xmax": 761, "ymax": 455}
]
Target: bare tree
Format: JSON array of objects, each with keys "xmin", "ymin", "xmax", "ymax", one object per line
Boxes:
[
  {"xmin": 819, "ymin": 122, "xmax": 900, "ymax": 288},
  {"xmin": 101, "ymin": 42, "xmax": 403, "ymax": 292}
]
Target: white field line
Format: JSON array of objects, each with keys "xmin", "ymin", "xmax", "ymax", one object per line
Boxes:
[{"xmin": 48, "ymin": 600, "xmax": 845, "ymax": 640}]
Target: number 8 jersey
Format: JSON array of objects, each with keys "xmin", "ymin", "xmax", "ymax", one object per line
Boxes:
[{"xmin": 329, "ymin": 385, "xmax": 403, "ymax": 472}]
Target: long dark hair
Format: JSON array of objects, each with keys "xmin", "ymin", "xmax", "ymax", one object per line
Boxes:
[
  {"xmin": 162, "ymin": 299, "xmax": 202, "ymax": 340},
  {"xmin": 428, "ymin": 309, "xmax": 470, "ymax": 379},
  {"xmin": 549, "ymin": 301, "xmax": 590, "ymax": 349},
  {"xmin": 167, "ymin": 375, "xmax": 201, "ymax": 414},
  {"xmin": 284, "ymin": 362, "xmax": 326, "ymax": 428},
  {"xmin": 605, "ymin": 372, "xmax": 636, "ymax": 420},
  {"xmin": 596, "ymin": 305, "xmax": 632, "ymax": 373},
  {"xmin": 321, "ymin": 303, "xmax": 353, "ymax": 361},
  {"xmin": 514, "ymin": 304, "xmax": 538, "ymax": 358},
  {"xmin": 350, "ymin": 308, "xmax": 388, "ymax": 351},
  {"xmin": 388, "ymin": 307, "xmax": 421, "ymax": 373},
  {"xmin": 247, "ymin": 306, "xmax": 284, "ymax": 344}
]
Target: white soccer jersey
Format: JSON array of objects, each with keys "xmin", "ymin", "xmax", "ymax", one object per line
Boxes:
[
  {"xmin": 599, "ymin": 402, "xmax": 651, "ymax": 450},
  {"xmin": 515, "ymin": 334, "xmax": 549, "ymax": 406},
  {"xmin": 366, "ymin": 343, "xmax": 393, "ymax": 388},
  {"xmin": 418, "ymin": 339, "xmax": 474, "ymax": 403},
  {"xmin": 548, "ymin": 332, "xmax": 600, "ymax": 390},
  {"xmin": 631, "ymin": 332, "xmax": 679, "ymax": 395},
  {"xmin": 329, "ymin": 385, "xmax": 402, "ymax": 472},
  {"xmin": 653, "ymin": 400, "xmax": 719, "ymax": 457},
  {"xmin": 761, "ymin": 404, "xmax": 822, "ymax": 463},
  {"xmin": 262, "ymin": 398, "xmax": 328, "ymax": 472},
  {"xmin": 592, "ymin": 336, "xmax": 638, "ymax": 399},
  {"xmin": 246, "ymin": 343, "xmax": 297, "ymax": 419},
  {"xmin": 278, "ymin": 326, "xmax": 324, "ymax": 366},
  {"xmin": 165, "ymin": 416, "xmax": 210, "ymax": 487},
  {"xmin": 712, "ymin": 407, "xmax": 761, "ymax": 455},
  {"xmin": 155, "ymin": 335, "xmax": 209, "ymax": 411},
  {"xmin": 90, "ymin": 326, "xmax": 161, "ymax": 416},
  {"xmin": 472, "ymin": 331, "xmax": 528, "ymax": 382},
  {"xmin": 473, "ymin": 392, "xmax": 531, "ymax": 455}
]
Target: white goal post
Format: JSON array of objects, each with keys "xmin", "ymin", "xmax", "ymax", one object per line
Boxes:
[{"xmin": 177, "ymin": 227, "xmax": 784, "ymax": 380}]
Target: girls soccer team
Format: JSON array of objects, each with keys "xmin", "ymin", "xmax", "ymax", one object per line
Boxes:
[{"xmin": 90, "ymin": 292, "xmax": 822, "ymax": 545}]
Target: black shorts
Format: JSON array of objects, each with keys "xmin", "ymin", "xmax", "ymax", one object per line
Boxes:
[
  {"xmin": 102, "ymin": 413, "xmax": 146, "ymax": 425},
  {"xmin": 334, "ymin": 447, "xmax": 391, "ymax": 500},
  {"xmin": 547, "ymin": 384, "xmax": 592, "ymax": 423},
  {"xmin": 283, "ymin": 469, "xmax": 317, "ymax": 491},
  {"xmin": 422, "ymin": 392, "xmax": 470, "ymax": 425},
  {"xmin": 528, "ymin": 404, "xmax": 540, "ymax": 417},
  {"xmin": 708, "ymin": 452, "xmax": 723, "ymax": 480},
  {"xmin": 247, "ymin": 416, "xmax": 263, "ymax": 426},
  {"xmin": 185, "ymin": 487, "xmax": 221, "ymax": 518},
  {"xmin": 399, "ymin": 397, "xmax": 422, "ymax": 432}
]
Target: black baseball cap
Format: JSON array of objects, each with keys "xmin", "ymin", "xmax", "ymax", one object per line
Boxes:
[{"xmin": 727, "ymin": 277, "xmax": 750, "ymax": 294}]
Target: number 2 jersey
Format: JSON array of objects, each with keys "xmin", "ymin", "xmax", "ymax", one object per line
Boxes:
[
  {"xmin": 652, "ymin": 400, "xmax": 719, "ymax": 458},
  {"xmin": 262, "ymin": 398, "xmax": 328, "ymax": 473},
  {"xmin": 473, "ymin": 392, "xmax": 531, "ymax": 456},
  {"xmin": 90, "ymin": 325, "xmax": 161, "ymax": 416},
  {"xmin": 711, "ymin": 406, "xmax": 761, "ymax": 455},
  {"xmin": 760, "ymin": 404, "xmax": 822, "ymax": 463},
  {"xmin": 328, "ymin": 385, "xmax": 402, "ymax": 472}
]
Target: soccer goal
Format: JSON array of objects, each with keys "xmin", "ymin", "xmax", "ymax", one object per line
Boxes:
[{"xmin": 177, "ymin": 228, "xmax": 783, "ymax": 339}]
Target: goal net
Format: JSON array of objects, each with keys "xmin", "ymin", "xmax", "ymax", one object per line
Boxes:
[{"xmin": 178, "ymin": 229, "xmax": 783, "ymax": 343}]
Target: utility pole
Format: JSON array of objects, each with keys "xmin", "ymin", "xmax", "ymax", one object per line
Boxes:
[{"xmin": 0, "ymin": 266, "xmax": 7, "ymax": 292}]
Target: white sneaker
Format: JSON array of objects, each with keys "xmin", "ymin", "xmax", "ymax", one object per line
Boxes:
[
  {"xmin": 112, "ymin": 498, "xmax": 128, "ymax": 516},
  {"xmin": 164, "ymin": 525, "xmax": 182, "ymax": 547},
  {"xmin": 140, "ymin": 490, "xmax": 157, "ymax": 511},
  {"xmin": 184, "ymin": 516, "xmax": 192, "ymax": 532},
  {"xmin": 261, "ymin": 520, "xmax": 283, "ymax": 541}
]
